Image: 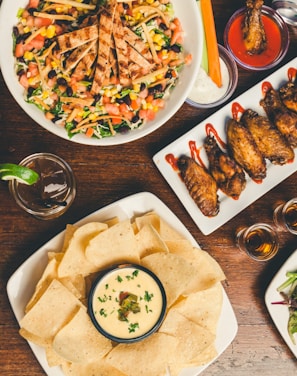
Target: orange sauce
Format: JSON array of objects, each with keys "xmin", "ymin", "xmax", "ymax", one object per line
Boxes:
[{"xmin": 227, "ymin": 14, "xmax": 281, "ymax": 67}]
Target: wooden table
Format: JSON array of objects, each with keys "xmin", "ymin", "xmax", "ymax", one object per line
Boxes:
[{"xmin": 0, "ymin": 1, "xmax": 297, "ymax": 375}]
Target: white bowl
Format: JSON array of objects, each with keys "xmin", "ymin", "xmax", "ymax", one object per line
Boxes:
[{"xmin": 0, "ymin": 0, "xmax": 203, "ymax": 146}]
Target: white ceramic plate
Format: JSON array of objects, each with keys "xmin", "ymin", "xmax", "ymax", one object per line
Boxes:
[
  {"xmin": 153, "ymin": 57, "xmax": 297, "ymax": 235},
  {"xmin": 265, "ymin": 249, "xmax": 297, "ymax": 358},
  {"xmin": 7, "ymin": 191, "xmax": 238, "ymax": 376},
  {"xmin": 0, "ymin": 0, "xmax": 202, "ymax": 146}
]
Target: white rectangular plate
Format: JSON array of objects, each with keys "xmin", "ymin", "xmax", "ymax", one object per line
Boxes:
[
  {"xmin": 153, "ymin": 57, "xmax": 297, "ymax": 235},
  {"xmin": 7, "ymin": 192, "xmax": 237, "ymax": 376},
  {"xmin": 265, "ymin": 248, "xmax": 297, "ymax": 358}
]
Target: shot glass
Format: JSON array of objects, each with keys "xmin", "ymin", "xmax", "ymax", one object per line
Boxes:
[
  {"xmin": 9, "ymin": 153, "xmax": 76, "ymax": 220},
  {"xmin": 273, "ymin": 198, "xmax": 297, "ymax": 234},
  {"xmin": 236, "ymin": 223, "xmax": 279, "ymax": 261}
]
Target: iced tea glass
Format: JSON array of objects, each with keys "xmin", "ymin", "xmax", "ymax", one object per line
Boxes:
[
  {"xmin": 9, "ymin": 153, "xmax": 76, "ymax": 220},
  {"xmin": 236, "ymin": 223, "xmax": 279, "ymax": 261}
]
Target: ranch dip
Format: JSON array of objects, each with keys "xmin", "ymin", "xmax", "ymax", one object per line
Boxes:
[
  {"xmin": 188, "ymin": 57, "xmax": 230, "ymax": 104},
  {"xmin": 90, "ymin": 265, "xmax": 166, "ymax": 340}
]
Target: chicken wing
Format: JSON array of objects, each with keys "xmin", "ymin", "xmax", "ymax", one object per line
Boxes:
[
  {"xmin": 242, "ymin": 0, "xmax": 267, "ymax": 55},
  {"xmin": 279, "ymin": 81, "xmax": 297, "ymax": 113},
  {"xmin": 177, "ymin": 155, "xmax": 219, "ymax": 217},
  {"xmin": 204, "ymin": 135, "xmax": 246, "ymax": 200},
  {"xmin": 260, "ymin": 87, "xmax": 297, "ymax": 147},
  {"xmin": 226, "ymin": 118, "xmax": 266, "ymax": 180},
  {"xmin": 241, "ymin": 109, "xmax": 294, "ymax": 165}
]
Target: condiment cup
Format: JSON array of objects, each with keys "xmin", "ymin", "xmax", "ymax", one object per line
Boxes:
[
  {"xmin": 88, "ymin": 264, "xmax": 167, "ymax": 343},
  {"xmin": 273, "ymin": 198, "xmax": 297, "ymax": 234},
  {"xmin": 236, "ymin": 223, "xmax": 279, "ymax": 261},
  {"xmin": 186, "ymin": 44, "xmax": 238, "ymax": 109},
  {"xmin": 9, "ymin": 153, "xmax": 76, "ymax": 220},
  {"xmin": 224, "ymin": 6, "xmax": 289, "ymax": 71},
  {"xmin": 272, "ymin": 0, "xmax": 297, "ymax": 26}
]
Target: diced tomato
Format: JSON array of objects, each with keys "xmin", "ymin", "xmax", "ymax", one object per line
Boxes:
[
  {"xmin": 28, "ymin": 62, "xmax": 38, "ymax": 77},
  {"xmin": 131, "ymin": 98, "xmax": 141, "ymax": 111},
  {"xmin": 140, "ymin": 109, "xmax": 156, "ymax": 121},
  {"xmin": 26, "ymin": 16, "xmax": 35, "ymax": 28},
  {"xmin": 28, "ymin": 0, "xmax": 40, "ymax": 8},
  {"xmin": 34, "ymin": 17, "xmax": 52, "ymax": 28},
  {"xmin": 119, "ymin": 103, "xmax": 130, "ymax": 113},
  {"xmin": 105, "ymin": 103, "xmax": 120, "ymax": 116},
  {"xmin": 15, "ymin": 43, "xmax": 25, "ymax": 58},
  {"xmin": 30, "ymin": 34, "xmax": 45, "ymax": 50},
  {"xmin": 152, "ymin": 98, "xmax": 165, "ymax": 109},
  {"xmin": 19, "ymin": 73, "xmax": 29, "ymax": 89},
  {"xmin": 85, "ymin": 127, "xmax": 94, "ymax": 137},
  {"xmin": 111, "ymin": 117, "xmax": 122, "ymax": 125},
  {"xmin": 102, "ymin": 95, "xmax": 111, "ymax": 105}
]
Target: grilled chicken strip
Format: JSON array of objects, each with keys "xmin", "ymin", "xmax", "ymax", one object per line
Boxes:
[
  {"xmin": 91, "ymin": 3, "xmax": 117, "ymax": 94},
  {"xmin": 56, "ymin": 25, "xmax": 99, "ymax": 53},
  {"xmin": 279, "ymin": 81, "xmax": 297, "ymax": 113},
  {"xmin": 260, "ymin": 87, "xmax": 297, "ymax": 147},
  {"xmin": 226, "ymin": 118, "xmax": 266, "ymax": 180},
  {"xmin": 177, "ymin": 155, "xmax": 219, "ymax": 217},
  {"xmin": 241, "ymin": 109, "xmax": 295, "ymax": 165},
  {"xmin": 242, "ymin": 0, "xmax": 267, "ymax": 55},
  {"xmin": 204, "ymin": 135, "xmax": 246, "ymax": 200}
]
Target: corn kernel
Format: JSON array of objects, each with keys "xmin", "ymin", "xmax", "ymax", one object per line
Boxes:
[
  {"xmin": 24, "ymin": 51, "xmax": 34, "ymax": 60},
  {"xmin": 147, "ymin": 0, "xmax": 154, "ymax": 4},
  {"xmin": 153, "ymin": 106, "xmax": 159, "ymax": 112},
  {"xmin": 146, "ymin": 103, "xmax": 153, "ymax": 110},
  {"xmin": 89, "ymin": 113, "xmax": 97, "ymax": 121},
  {"xmin": 110, "ymin": 87, "xmax": 118, "ymax": 96},
  {"xmin": 156, "ymin": 74, "xmax": 164, "ymax": 80},
  {"xmin": 46, "ymin": 25, "xmax": 56, "ymax": 39},
  {"xmin": 78, "ymin": 111, "xmax": 85, "ymax": 117},
  {"xmin": 129, "ymin": 92, "xmax": 137, "ymax": 100},
  {"xmin": 40, "ymin": 29, "xmax": 47, "ymax": 37},
  {"xmin": 155, "ymin": 45, "xmax": 161, "ymax": 51},
  {"xmin": 51, "ymin": 61, "xmax": 58, "ymax": 68},
  {"xmin": 105, "ymin": 89, "xmax": 112, "ymax": 97},
  {"xmin": 133, "ymin": 84, "xmax": 140, "ymax": 93},
  {"xmin": 153, "ymin": 34, "xmax": 162, "ymax": 44},
  {"xmin": 142, "ymin": 102, "xmax": 148, "ymax": 110},
  {"xmin": 42, "ymin": 91, "xmax": 49, "ymax": 99}
]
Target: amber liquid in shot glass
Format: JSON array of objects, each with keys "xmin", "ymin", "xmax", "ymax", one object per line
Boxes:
[
  {"xmin": 236, "ymin": 223, "xmax": 279, "ymax": 261},
  {"xmin": 273, "ymin": 198, "xmax": 297, "ymax": 235}
]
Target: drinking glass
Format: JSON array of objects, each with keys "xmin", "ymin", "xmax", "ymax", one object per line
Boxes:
[
  {"xmin": 236, "ymin": 223, "xmax": 279, "ymax": 261},
  {"xmin": 273, "ymin": 198, "xmax": 297, "ymax": 234},
  {"xmin": 9, "ymin": 153, "xmax": 76, "ymax": 220}
]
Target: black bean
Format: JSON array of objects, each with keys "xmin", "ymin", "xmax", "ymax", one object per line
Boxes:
[
  {"xmin": 159, "ymin": 23, "xmax": 168, "ymax": 31},
  {"xmin": 171, "ymin": 44, "xmax": 181, "ymax": 53},
  {"xmin": 13, "ymin": 26, "xmax": 19, "ymax": 38},
  {"xmin": 140, "ymin": 82, "xmax": 146, "ymax": 91},
  {"xmin": 57, "ymin": 77, "xmax": 67, "ymax": 86},
  {"xmin": 66, "ymin": 87, "xmax": 73, "ymax": 97},
  {"xmin": 48, "ymin": 70, "xmax": 57, "ymax": 79},
  {"xmin": 123, "ymin": 95, "xmax": 131, "ymax": 106},
  {"xmin": 131, "ymin": 115, "xmax": 140, "ymax": 123}
]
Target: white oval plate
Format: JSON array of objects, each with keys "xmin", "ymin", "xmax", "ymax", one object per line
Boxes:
[
  {"xmin": 7, "ymin": 191, "xmax": 237, "ymax": 376},
  {"xmin": 0, "ymin": 0, "xmax": 202, "ymax": 146},
  {"xmin": 265, "ymin": 248, "xmax": 297, "ymax": 358}
]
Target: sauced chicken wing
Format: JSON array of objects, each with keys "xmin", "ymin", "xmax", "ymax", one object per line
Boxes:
[
  {"xmin": 279, "ymin": 81, "xmax": 297, "ymax": 113},
  {"xmin": 260, "ymin": 87, "xmax": 297, "ymax": 147},
  {"xmin": 226, "ymin": 118, "xmax": 266, "ymax": 180},
  {"xmin": 242, "ymin": 0, "xmax": 267, "ymax": 54},
  {"xmin": 204, "ymin": 135, "xmax": 246, "ymax": 200},
  {"xmin": 241, "ymin": 109, "xmax": 295, "ymax": 165},
  {"xmin": 177, "ymin": 155, "xmax": 219, "ymax": 217}
]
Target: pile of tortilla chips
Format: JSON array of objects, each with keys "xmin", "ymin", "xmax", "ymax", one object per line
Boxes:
[{"xmin": 19, "ymin": 211, "xmax": 226, "ymax": 376}]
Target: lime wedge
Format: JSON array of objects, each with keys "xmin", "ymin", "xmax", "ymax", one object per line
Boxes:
[{"xmin": 0, "ymin": 163, "xmax": 39, "ymax": 185}]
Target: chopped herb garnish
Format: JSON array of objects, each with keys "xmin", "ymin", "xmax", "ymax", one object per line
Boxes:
[
  {"xmin": 116, "ymin": 275, "xmax": 123, "ymax": 283},
  {"xmin": 128, "ymin": 323, "xmax": 139, "ymax": 333},
  {"xmin": 99, "ymin": 308, "xmax": 107, "ymax": 317},
  {"xmin": 144, "ymin": 291, "xmax": 154, "ymax": 302}
]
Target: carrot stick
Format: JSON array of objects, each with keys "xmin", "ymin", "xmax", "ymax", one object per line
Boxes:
[{"xmin": 200, "ymin": 0, "xmax": 222, "ymax": 87}]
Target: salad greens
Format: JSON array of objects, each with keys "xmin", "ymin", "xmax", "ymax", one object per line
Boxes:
[{"xmin": 272, "ymin": 271, "xmax": 297, "ymax": 345}]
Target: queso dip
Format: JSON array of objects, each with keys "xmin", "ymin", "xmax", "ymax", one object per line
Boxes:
[{"xmin": 89, "ymin": 265, "xmax": 166, "ymax": 341}]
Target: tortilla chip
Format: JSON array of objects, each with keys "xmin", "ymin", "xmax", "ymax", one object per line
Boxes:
[
  {"xmin": 172, "ymin": 283, "xmax": 223, "ymax": 334},
  {"xmin": 20, "ymin": 279, "xmax": 84, "ymax": 341},
  {"xmin": 141, "ymin": 252, "xmax": 197, "ymax": 307},
  {"xmin": 58, "ymin": 222, "xmax": 108, "ymax": 278},
  {"xmin": 62, "ymin": 224, "xmax": 79, "ymax": 252},
  {"xmin": 159, "ymin": 310, "xmax": 216, "ymax": 364},
  {"xmin": 25, "ymin": 253, "xmax": 63, "ymax": 313},
  {"xmin": 135, "ymin": 224, "xmax": 168, "ymax": 258},
  {"xmin": 85, "ymin": 219, "xmax": 140, "ymax": 269},
  {"xmin": 62, "ymin": 358, "xmax": 126, "ymax": 376},
  {"xmin": 53, "ymin": 307, "xmax": 112, "ymax": 363},
  {"xmin": 106, "ymin": 333, "xmax": 179, "ymax": 376}
]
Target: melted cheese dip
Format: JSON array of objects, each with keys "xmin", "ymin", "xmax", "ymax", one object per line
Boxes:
[
  {"xmin": 188, "ymin": 57, "xmax": 230, "ymax": 104},
  {"xmin": 91, "ymin": 266, "xmax": 165, "ymax": 340}
]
